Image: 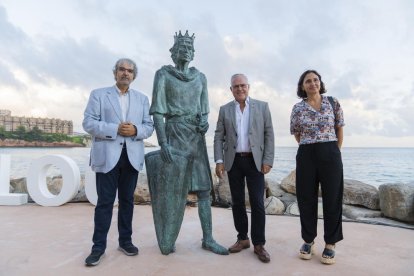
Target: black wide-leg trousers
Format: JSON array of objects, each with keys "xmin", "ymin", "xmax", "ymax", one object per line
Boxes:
[{"xmin": 296, "ymin": 141, "xmax": 344, "ymax": 244}]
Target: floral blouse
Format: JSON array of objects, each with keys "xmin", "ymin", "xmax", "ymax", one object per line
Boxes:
[{"xmin": 290, "ymin": 95, "xmax": 345, "ymax": 145}]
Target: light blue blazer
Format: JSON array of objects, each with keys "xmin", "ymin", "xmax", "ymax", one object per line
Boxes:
[{"xmin": 83, "ymin": 86, "xmax": 154, "ymax": 173}]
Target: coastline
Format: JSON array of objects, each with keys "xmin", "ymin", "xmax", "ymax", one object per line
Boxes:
[
  {"xmin": 0, "ymin": 139, "xmax": 84, "ymax": 148},
  {"xmin": 8, "ymin": 170, "xmax": 414, "ymax": 230}
]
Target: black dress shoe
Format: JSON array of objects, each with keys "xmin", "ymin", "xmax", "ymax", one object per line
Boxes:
[
  {"xmin": 85, "ymin": 251, "xmax": 104, "ymax": 266},
  {"xmin": 118, "ymin": 244, "xmax": 139, "ymax": 256}
]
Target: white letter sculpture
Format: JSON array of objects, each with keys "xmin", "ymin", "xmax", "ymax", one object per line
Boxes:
[
  {"xmin": 27, "ymin": 155, "xmax": 80, "ymax": 206},
  {"xmin": 0, "ymin": 154, "xmax": 28, "ymax": 205}
]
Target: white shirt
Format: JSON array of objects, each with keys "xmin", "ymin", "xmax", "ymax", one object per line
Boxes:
[
  {"xmin": 115, "ymin": 85, "xmax": 130, "ymax": 122},
  {"xmin": 235, "ymin": 97, "xmax": 251, "ymax": 153},
  {"xmin": 115, "ymin": 86, "xmax": 130, "ymax": 143},
  {"xmin": 216, "ymin": 97, "xmax": 251, "ymax": 164}
]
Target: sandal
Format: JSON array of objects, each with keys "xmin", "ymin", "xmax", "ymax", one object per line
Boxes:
[
  {"xmin": 320, "ymin": 245, "xmax": 336, "ymax": 264},
  {"xmin": 299, "ymin": 241, "xmax": 315, "ymax": 260}
]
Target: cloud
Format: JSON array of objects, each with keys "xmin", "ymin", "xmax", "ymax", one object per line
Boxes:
[{"xmin": 1, "ymin": 1, "xmax": 413, "ymax": 146}]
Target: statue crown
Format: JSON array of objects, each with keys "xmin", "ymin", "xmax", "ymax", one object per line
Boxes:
[{"xmin": 174, "ymin": 30, "xmax": 195, "ymax": 45}]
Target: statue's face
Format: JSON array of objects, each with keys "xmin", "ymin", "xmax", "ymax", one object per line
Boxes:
[{"xmin": 175, "ymin": 39, "xmax": 194, "ymax": 62}]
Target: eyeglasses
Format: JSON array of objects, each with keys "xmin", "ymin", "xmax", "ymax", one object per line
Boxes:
[
  {"xmin": 118, "ymin": 67, "xmax": 134, "ymax": 74},
  {"xmin": 232, "ymin": 84, "xmax": 248, "ymax": 89}
]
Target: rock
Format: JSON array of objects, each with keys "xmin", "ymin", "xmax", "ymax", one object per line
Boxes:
[
  {"xmin": 10, "ymin": 176, "xmax": 88, "ymax": 202},
  {"xmin": 264, "ymin": 196, "xmax": 285, "ymax": 215},
  {"xmin": 134, "ymin": 172, "xmax": 151, "ymax": 204},
  {"xmin": 212, "ymin": 169, "xmax": 251, "ymax": 207},
  {"xmin": 280, "ymin": 170, "xmax": 322, "ymax": 197},
  {"xmin": 266, "ymin": 178, "xmax": 283, "ymax": 197},
  {"xmin": 342, "ymin": 204, "xmax": 382, "ymax": 220},
  {"xmin": 280, "ymin": 171, "xmax": 380, "ymax": 211},
  {"xmin": 356, "ymin": 217, "xmax": 414, "ymax": 229},
  {"xmin": 134, "ymin": 171, "xmax": 203, "ymax": 205},
  {"xmin": 266, "ymin": 179, "xmax": 297, "ymax": 208},
  {"xmin": 10, "ymin": 178, "xmax": 28, "ymax": 194},
  {"xmin": 286, "ymin": 202, "xmax": 299, "ymax": 216},
  {"xmin": 379, "ymin": 183, "xmax": 414, "ymax": 223},
  {"xmin": 280, "ymin": 170, "xmax": 296, "ymax": 194},
  {"xmin": 344, "ymin": 179, "xmax": 380, "ymax": 210},
  {"xmin": 0, "ymin": 138, "xmax": 83, "ymax": 147},
  {"xmin": 211, "ymin": 170, "xmax": 233, "ymax": 206},
  {"xmin": 285, "ymin": 200, "xmax": 324, "ymax": 218}
]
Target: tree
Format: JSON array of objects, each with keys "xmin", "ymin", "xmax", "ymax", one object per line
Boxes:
[
  {"xmin": 15, "ymin": 126, "xmax": 26, "ymax": 140},
  {"xmin": 0, "ymin": 126, "xmax": 5, "ymax": 139},
  {"xmin": 29, "ymin": 126, "xmax": 43, "ymax": 141}
]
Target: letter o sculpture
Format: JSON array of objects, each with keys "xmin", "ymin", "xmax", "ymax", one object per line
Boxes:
[{"xmin": 27, "ymin": 155, "xmax": 80, "ymax": 206}]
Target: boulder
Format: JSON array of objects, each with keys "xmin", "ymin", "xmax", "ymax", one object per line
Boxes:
[
  {"xmin": 280, "ymin": 170, "xmax": 296, "ymax": 194},
  {"xmin": 10, "ymin": 177, "xmax": 89, "ymax": 203},
  {"xmin": 266, "ymin": 178, "xmax": 284, "ymax": 197},
  {"xmin": 212, "ymin": 170, "xmax": 233, "ymax": 206},
  {"xmin": 264, "ymin": 196, "xmax": 285, "ymax": 215},
  {"xmin": 267, "ymin": 179, "xmax": 297, "ymax": 208},
  {"xmin": 280, "ymin": 171, "xmax": 380, "ymax": 211},
  {"xmin": 280, "ymin": 170, "xmax": 322, "ymax": 197},
  {"xmin": 286, "ymin": 202, "xmax": 299, "ymax": 216},
  {"xmin": 134, "ymin": 172, "xmax": 151, "ymax": 204},
  {"xmin": 379, "ymin": 183, "xmax": 414, "ymax": 223},
  {"xmin": 342, "ymin": 204, "xmax": 382, "ymax": 220},
  {"xmin": 343, "ymin": 179, "xmax": 379, "ymax": 210},
  {"xmin": 10, "ymin": 178, "xmax": 28, "ymax": 194},
  {"xmin": 285, "ymin": 200, "xmax": 324, "ymax": 218},
  {"xmin": 212, "ymin": 169, "xmax": 259, "ymax": 207}
]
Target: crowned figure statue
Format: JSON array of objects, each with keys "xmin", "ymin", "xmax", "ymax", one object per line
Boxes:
[{"xmin": 145, "ymin": 30, "xmax": 229, "ymax": 255}]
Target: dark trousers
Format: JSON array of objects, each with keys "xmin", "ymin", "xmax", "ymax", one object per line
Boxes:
[
  {"xmin": 92, "ymin": 148, "xmax": 138, "ymax": 252},
  {"xmin": 296, "ymin": 141, "xmax": 344, "ymax": 244},
  {"xmin": 227, "ymin": 155, "xmax": 266, "ymax": 246}
]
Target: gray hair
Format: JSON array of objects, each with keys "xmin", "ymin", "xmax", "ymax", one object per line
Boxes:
[
  {"xmin": 230, "ymin": 73, "xmax": 249, "ymax": 85},
  {"xmin": 113, "ymin": 58, "xmax": 138, "ymax": 80}
]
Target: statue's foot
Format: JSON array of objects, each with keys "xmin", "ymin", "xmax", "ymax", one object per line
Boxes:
[
  {"xmin": 202, "ymin": 239, "xmax": 229, "ymax": 255},
  {"xmin": 160, "ymin": 244, "xmax": 176, "ymax": 255}
]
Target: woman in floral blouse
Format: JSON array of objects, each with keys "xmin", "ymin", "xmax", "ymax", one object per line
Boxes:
[{"xmin": 290, "ymin": 69, "xmax": 345, "ymax": 265}]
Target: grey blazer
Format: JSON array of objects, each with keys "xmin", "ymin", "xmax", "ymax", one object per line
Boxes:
[
  {"xmin": 213, "ymin": 98, "xmax": 274, "ymax": 172},
  {"xmin": 83, "ymin": 86, "xmax": 154, "ymax": 173}
]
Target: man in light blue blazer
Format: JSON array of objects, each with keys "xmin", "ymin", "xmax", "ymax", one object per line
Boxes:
[
  {"xmin": 214, "ymin": 73, "xmax": 274, "ymax": 263},
  {"xmin": 83, "ymin": 58, "xmax": 154, "ymax": 266}
]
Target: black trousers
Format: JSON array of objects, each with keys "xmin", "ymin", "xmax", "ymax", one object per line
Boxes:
[
  {"xmin": 227, "ymin": 155, "xmax": 266, "ymax": 246},
  {"xmin": 296, "ymin": 141, "xmax": 344, "ymax": 244},
  {"xmin": 92, "ymin": 147, "xmax": 139, "ymax": 252}
]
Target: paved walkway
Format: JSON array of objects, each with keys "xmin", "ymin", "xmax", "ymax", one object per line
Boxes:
[{"xmin": 1, "ymin": 203, "xmax": 413, "ymax": 276}]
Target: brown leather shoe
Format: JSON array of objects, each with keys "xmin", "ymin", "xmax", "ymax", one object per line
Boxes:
[
  {"xmin": 254, "ymin": 245, "xmax": 270, "ymax": 263},
  {"xmin": 228, "ymin": 239, "xmax": 250, "ymax": 253}
]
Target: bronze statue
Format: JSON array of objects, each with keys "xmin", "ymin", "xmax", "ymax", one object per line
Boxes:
[{"xmin": 145, "ymin": 31, "xmax": 228, "ymax": 255}]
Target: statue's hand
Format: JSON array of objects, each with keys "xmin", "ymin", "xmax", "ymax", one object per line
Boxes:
[
  {"xmin": 160, "ymin": 143, "xmax": 173, "ymax": 163},
  {"xmin": 198, "ymin": 121, "xmax": 209, "ymax": 135}
]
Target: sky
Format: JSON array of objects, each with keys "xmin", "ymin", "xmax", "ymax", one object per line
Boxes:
[{"xmin": 0, "ymin": 0, "xmax": 413, "ymax": 147}]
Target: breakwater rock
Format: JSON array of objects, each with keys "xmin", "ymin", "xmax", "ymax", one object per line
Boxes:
[{"xmin": 8, "ymin": 169, "xmax": 414, "ymax": 228}]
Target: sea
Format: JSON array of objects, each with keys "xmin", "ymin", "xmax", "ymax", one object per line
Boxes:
[{"xmin": 1, "ymin": 147, "xmax": 413, "ymax": 188}]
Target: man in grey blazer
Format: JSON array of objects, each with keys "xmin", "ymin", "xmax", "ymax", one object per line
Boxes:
[
  {"xmin": 214, "ymin": 73, "xmax": 274, "ymax": 263},
  {"xmin": 83, "ymin": 58, "xmax": 154, "ymax": 266}
]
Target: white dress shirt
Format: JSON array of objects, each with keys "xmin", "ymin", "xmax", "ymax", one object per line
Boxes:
[
  {"xmin": 216, "ymin": 97, "xmax": 251, "ymax": 164},
  {"xmin": 235, "ymin": 96, "xmax": 251, "ymax": 152},
  {"xmin": 115, "ymin": 86, "xmax": 130, "ymax": 122}
]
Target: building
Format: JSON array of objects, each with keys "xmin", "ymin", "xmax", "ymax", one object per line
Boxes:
[{"xmin": 0, "ymin": 109, "xmax": 73, "ymax": 135}]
